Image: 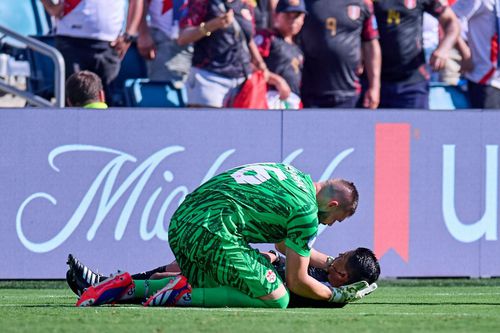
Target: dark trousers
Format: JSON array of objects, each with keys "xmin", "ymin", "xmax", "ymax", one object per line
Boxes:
[
  {"xmin": 55, "ymin": 36, "xmax": 121, "ymax": 103},
  {"xmin": 379, "ymin": 80, "xmax": 429, "ymax": 109},
  {"xmin": 467, "ymin": 80, "xmax": 500, "ymax": 109},
  {"xmin": 302, "ymin": 94, "xmax": 359, "ymax": 108}
]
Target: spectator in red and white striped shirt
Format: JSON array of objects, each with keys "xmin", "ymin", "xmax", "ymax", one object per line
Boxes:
[{"xmin": 453, "ymin": 0, "xmax": 500, "ymax": 108}]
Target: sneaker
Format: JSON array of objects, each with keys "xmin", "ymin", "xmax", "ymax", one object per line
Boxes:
[
  {"xmin": 66, "ymin": 254, "xmax": 107, "ymax": 296},
  {"xmin": 76, "ymin": 272, "xmax": 133, "ymax": 307},
  {"xmin": 143, "ymin": 275, "xmax": 192, "ymax": 307}
]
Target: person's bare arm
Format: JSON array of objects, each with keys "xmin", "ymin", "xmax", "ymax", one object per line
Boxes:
[
  {"xmin": 275, "ymin": 241, "xmax": 286, "ymax": 254},
  {"xmin": 177, "ymin": 10, "xmax": 234, "ymax": 45},
  {"xmin": 361, "ymin": 39, "xmax": 381, "ymax": 109},
  {"xmin": 285, "ymin": 248, "xmax": 333, "ymax": 300},
  {"xmin": 456, "ymin": 35, "xmax": 473, "ymax": 73},
  {"xmin": 277, "ymin": 242, "xmax": 331, "ymax": 269},
  {"xmin": 111, "ymin": 0, "xmax": 145, "ymax": 59},
  {"xmin": 137, "ymin": 0, "xmax": 156, "ymax": 60},
  {"xmin": 40, "ymin": 0, "xmax": 64, "ymax": 17},
  {"xmin": 431, "ymin": 7, "xmax": 460, "ymax": 71},
  {"xmin": 150, "ymin": 260, "xmax": 181, "ymax": 279},
  {"xmin": 267, "ymin": 72, "xmax": 291, "ymax": 100}
]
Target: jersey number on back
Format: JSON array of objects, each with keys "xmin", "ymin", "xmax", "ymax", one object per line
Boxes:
[{"xmin": 231, "ymin": 165, "xmax": 287, "ymax": 185}]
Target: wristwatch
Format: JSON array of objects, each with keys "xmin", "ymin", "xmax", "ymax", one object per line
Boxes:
[{"xmin": 122, "ymin": 32, "xmax": 137, "ymax": 43}]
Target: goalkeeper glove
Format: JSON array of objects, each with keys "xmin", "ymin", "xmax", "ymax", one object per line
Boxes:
[{"xmin": 328, "ymin": 281, "xmax": 378, "ymax": 303}]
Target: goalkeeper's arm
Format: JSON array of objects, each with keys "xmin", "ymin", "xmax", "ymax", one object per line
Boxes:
[{"xmin": 285, "ymin": 248, "xmax": 337, "ymax": 300}]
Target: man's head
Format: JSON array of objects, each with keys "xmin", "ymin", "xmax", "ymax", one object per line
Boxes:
[
  {"xmin": 327, "ymin": 248, "xmax": 380, "ymax": 287},
  {"xmin": 66, "ymin": 70, "xmax": 106, "ymax": 107},
  {"xmin": 315, "ymin": 179, "xmax": 358, "ymax": 226},
  {"xmin": 274, "ymin": 0, "xmax": 306, "ymax": 37}
]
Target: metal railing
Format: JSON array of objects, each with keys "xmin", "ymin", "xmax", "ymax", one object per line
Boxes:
[{"xmin": 0, "ymin": 24, "xmax": 65, "ymax": 108}]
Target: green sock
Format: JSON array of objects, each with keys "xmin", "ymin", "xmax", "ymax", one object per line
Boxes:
[
  {"xmin": 190, "ymin": 286, "xmax": 289, "ymax": 308},
  {"xmin": 118, "ymin": 278, "xmax": 177, "ymax": 302},
  {"xmin": 134, "ymin": 278, "xmax": 178, "ymax": 298}
]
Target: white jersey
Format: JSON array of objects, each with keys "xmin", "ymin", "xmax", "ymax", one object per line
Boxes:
[
  {"xmin": 148, "ymin": 0, "xmax": 187, "ymax": 39},
  {"xmin": 452, "ymin": 0, "xmax": 500, "ymax": 88},
  {"xmin": 56, "ymin": 0, "xmax": 127, "ymax": 42}
]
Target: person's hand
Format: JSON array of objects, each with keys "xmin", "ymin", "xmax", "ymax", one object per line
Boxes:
[
  {"xmin": 356, "ymin": 63, "xmax": 364, "ymax": 76},
  {"xmin": 271, "ymin": 75, "xmax": 291, "ymax": 100},
  {"xmin": 430, "ymin": 47, "xmax": 449, "ymax": 71},
  {"xmin": 363, "ymin": 86, "xmax": 380, "ymax": 109},
  {"xmin": 262, "ymin": 67, "xmax": 270, "ymax": 83},
  {"xmin": 137, "ymin": 31, "xmax": 156, "ymax": 60},
  {"xmin": 209, "ymin": 9, "xmax": 234, "ymax": 31},
  {"xmin": 328, "ymin": 281, "xmax": 378, "ymax": 303},
  {"xmin": 460, "ymin": 56, "xmax": 474, "ymax": 73},
  {"xmin": 110, "ymin": 35, "xmax": 133, "ymax": 59}
]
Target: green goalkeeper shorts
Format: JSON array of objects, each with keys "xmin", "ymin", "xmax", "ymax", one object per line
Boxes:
[{"xmin": 169, "ymin": 219, "xmax": 283, "ymax": 298}]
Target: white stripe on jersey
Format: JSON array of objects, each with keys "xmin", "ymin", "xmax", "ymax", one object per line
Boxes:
[
  {"xmin": 453, "ymin": 0, "xmax": 500, "ymax": 87},
  {"xmin": 56, "ymin": 0, "xmax": 127, "ymax": 42}
]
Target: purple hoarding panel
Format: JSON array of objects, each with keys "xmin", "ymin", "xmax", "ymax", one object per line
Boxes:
[
  {"xmin": 283, "ymin": 110, "xmax": 492, "ymax": 278},
  {"xmin": 0, "ymin": 109, "xmax": 282, "ymax": 278},
  {"xmin": 1, "ymin": 108, "xmax": 499, "ymax": 278},
  {"xmin": 479, "ymin": 112, "xmax": 500, "ymax": 277}
]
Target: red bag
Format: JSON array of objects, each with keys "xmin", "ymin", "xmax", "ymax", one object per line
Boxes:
[{"xmin": 231, "ymin": 70, "xmax": 269, "ymax": 109}]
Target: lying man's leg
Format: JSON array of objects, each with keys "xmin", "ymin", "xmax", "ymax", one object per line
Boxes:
[
  {"xmin": 76, "ymin": 273, "xmax": 183, "ymax": 306},
  {"xmin": 66, "ymin": 254, "xmax": 179, "ymax": 298},
  {"xmin": 144, "ymin": 280, "xmax": 289, "ymax": 308},
  {"xmin": 77, "ymin": 272, "xmax": 289, "ymax": 308}
]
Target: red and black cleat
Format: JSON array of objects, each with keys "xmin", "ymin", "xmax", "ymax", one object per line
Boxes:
[
  {"xmin": 76, "ymin": 272, "xmax": 133, "ymax": 307},
  {"xmin": 143, "ymin": 275, "xmax": 192, "ymax": 307}
]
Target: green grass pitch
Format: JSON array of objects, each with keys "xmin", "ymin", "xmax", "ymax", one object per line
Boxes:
[{"xmin": 1, "ymin": 279, "xmax": 499, "ymax": 333}]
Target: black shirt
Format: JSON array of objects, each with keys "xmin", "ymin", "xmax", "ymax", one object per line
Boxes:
[
  {"xmin": 373, "ymin": 0, "xmax": 446, "ymax": 83},
  {"xmin": 181, "ymin": 0, "xmax": 254, "ymax": 78},
  {"xmin": 300, "ymin": 0, "xmax": 379, "ymax": 99},
  {"xmin": 255, "ymin": 29, "xmax": 304, "ymax": 95}
]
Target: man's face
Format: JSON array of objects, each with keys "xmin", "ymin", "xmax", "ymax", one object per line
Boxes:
[
  {"xmin": 326, "ymin": 251, "xmax": 354, "ymax": 287},
  {"xmin": 317, "ymin": 205, "xmax": 351, "ymax": 226}
]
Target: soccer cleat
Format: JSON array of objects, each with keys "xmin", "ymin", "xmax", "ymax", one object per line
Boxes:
[
  {"xmin": 143, "ymin": 275, "xmax": 192, "ymax": 307},
  {"xmin": 76, "ymin": 272, "xmax": 133, "ymax": 307},
  {"xmin": 66, "ymin": 254, "xmax": 107, "ymax": 296}
]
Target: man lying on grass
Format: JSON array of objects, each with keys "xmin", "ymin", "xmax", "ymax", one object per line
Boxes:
[{"xmin": 67, "ymin": 247, "xmax": 380, "ymax": 308}]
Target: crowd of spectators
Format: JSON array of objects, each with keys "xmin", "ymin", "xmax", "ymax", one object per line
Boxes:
[{"xmin": 39, "ymin": 0, "xmax": 500, "ymax": 109}]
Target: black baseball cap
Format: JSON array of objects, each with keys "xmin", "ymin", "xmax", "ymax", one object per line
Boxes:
[{"xmin": 276, "ymin": 0, "xmax": 307, "ymax": 13}]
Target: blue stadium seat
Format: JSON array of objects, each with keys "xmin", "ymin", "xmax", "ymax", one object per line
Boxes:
[
  {"xmin": 429, "ymin": 82, "xmax": 470, "ymax": 110},
  {"xmin": 108, "ymin": 44, "xmax": 148, "ymax": 106},
  {"xmin": 124, "ymin": 79, "xmax": 187, "ymax": 107}
]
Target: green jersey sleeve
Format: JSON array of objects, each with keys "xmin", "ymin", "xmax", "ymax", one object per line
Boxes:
[{"xmin": 284, "ymin": 205, "xmax": 318, "ymax": 257}]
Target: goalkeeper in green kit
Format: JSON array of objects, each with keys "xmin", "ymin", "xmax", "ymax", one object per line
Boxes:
[{"xmin": 77, "ymin": 163, "xmax": 377, "ymax": 308}]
